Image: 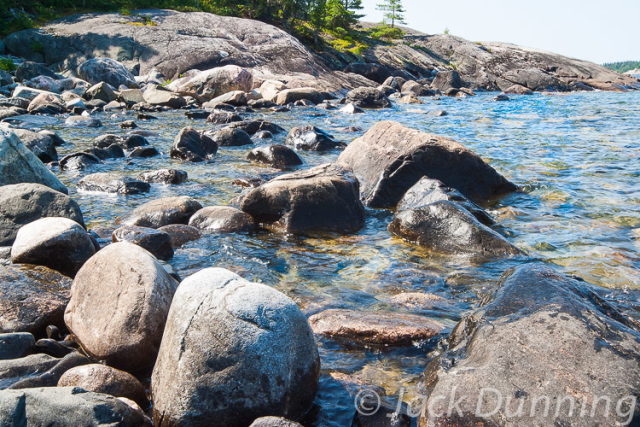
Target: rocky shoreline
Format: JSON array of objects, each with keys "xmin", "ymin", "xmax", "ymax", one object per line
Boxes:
[{"xmin": 0, "ymin": 9, "xmax": 639, "ymax": 427}]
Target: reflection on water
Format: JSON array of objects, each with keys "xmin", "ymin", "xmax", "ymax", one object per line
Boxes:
[{"xmin": 39, "ymin": 90, "xmax": 640, "ymax": 425}]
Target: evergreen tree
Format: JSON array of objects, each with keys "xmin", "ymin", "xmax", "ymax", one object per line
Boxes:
[
  {"xmin": 376, "ymin": 0, "xmax": 405, "ymax": 28},
  {"xmin": 325, "ymin": 0, "xmax": 352, "ymax": 29},
  {"xmin": 309, "ymin": 0, "xmax": 326, "ymax": 44}
]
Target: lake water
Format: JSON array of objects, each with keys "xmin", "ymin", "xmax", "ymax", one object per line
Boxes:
[{"xmin": 25, "ymin": 90, "xmax": 640, "ymax": 425}]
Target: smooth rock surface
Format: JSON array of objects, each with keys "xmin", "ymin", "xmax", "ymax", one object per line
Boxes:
[
  {"xmin": 77, "ymin": 57, "xmax": 138, "ymax": 88},
  {"xmin": 119, "ymin": 196, "xmax": 203, "ymax": 228},
  {"xmin": 188, "ymin": 206, "xmax": 255, "ymax": 232},
  {"xmin": 77, "ymin": 172, "xmax": 151, "ymax": 194},
  {"xmin": 345, "ymin": 87, "xmax": 392, "ymax": 109},
  {"xmin": 170, "ymin": 127, "xmax": 218, "ymax": 162},
  {"xmin": 158, "ymin": 224, "xmax": 202, "ymax": 247},
  {"xmin": 112, "ymin": 226, "xmax": 174, "ymax": 260},
  {"xmin": 247, "ymin": 144, "xmax": 303, "ymax": 169},
  {"xmin": 138, "ymin": 169, "xmax": 188, "ymax": 184}
]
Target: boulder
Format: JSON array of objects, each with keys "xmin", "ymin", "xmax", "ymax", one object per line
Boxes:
[
  {"xmin": 0, "ymin": 264, "xmax": 72, "ymax": 334},
  {"xmin": 503, "ymin": 84, "xmax": 533, "ymax": 95},
  {"xmin": 143, "ymin": 84, "xmax": 186, "ymax": 108},
  {"xmin": 94, "ymin": 134, "xmax": 149, "ymax": 150},
  {"xmin": 38, "ymin": 129, "xmax": 66, "ymax": 146},
  {"xmin": 337, "ymin": 121, "xmax": 516, "ymax": 207},
  {"xmin": 283, "ymin": 125, "xmax": 343, "ymax": 151},
  {"xmin": 345, "ymin": 87, "xmax": 391, "ymax": 108},
  {"xmin": 128, "ymin": 145, "xmax": 159, "ymax": 158},
  {"xmin": 59, "ymin": 152, "xmax": 102, "ymax": 170},
  {"xmin": 27, "ymin": 92, "xmax": 66, "ymax": 114},
  {"xmin": 275, "ymin": 87, "xmax": 324, "ymax": 105},
  {"xmin": 0, "ymin": 129, "xmax": 68, "ymax": 194},
  {"xmin": 77, "ymin": 57, "xmax": 137, "ymax": 88},
  {"xmin": 77, "ymin": 173, "xmax": 151, "ymax": 195},
  {"xmin": 11, "ymin": 128, "xmax": 58, "ymax": 163},
  {"xmin": 211, "ymin": 127, "xmax": 253, "ymax": 147},
  {"xmin": 401, "ymin": 80, "xmax": 434, "ymax": 96},
  {"xmin": 206, "ymin": 110, "xmax": 243, "ymax": 124},
  {"xmin": 170, "ymin": 127, "xmax": 218, "ymax": 162},
  {"xmin": 0, "ymin": 183, "xmax": 84, "ymax": 246},
  {"xmin": 204, "ymin": 90, "xmax": 248, "ymax": 107},
  {"xmin": 228, "ymin": 120, "xmax": 286, "ymax": 135},
  {"xmin": 343, "ymin": 63, "xmax": 391, "ymax": 84},
  {"xmin": 247, "ymin": 144, "xmax": 303, "ymax": 169},
  {"xmin": 83, "ymin": 81, "xmax": 117, "ymax": 103},
  {"xmin": 0, "ymin": 387, "xmax": 149, "ymax": 426},
  {"xmin": 24, "ymin": 75, "xmax": 64, "ymax": 93},
  {"xmin": 188, "ymin": 206, "xmax": 255, "ymax": 232},
  {"xmin": 0, "ymin": 70, "xmax": 13, "ymax": 86},
  {"xmin": 3, "ymin": 352, "xmax": 91, "ymax": 389},
  {"xmin": 339, "ymin": 103, "xmax": 364, "ymax": 114},
  {"xmin": 250, "ymin": 417, "xmax": 303, "ymax": 427},
  {"xmin": 241, "ymin": 163, "xmax": 365, "ymax": 233},
  {"xmin": 119, "ymin": 196, "xmax": 203, "ymax": 228},
  {"xmin": 259, "ymin": 80, "xmax": 287, "ymax": 102},
  {"xmin": 11, "ymin": 217, "xmax": 96, "ymax": 277},
  {"xmin": 399, "ymin": 94, "xmax": 423, "ymax": 104},
  {"xmin": 308, "ymin": 309, "xmax": 445, "ymax": 346},
  {"xmin": 64, "ymin": 115, "xmax": 102, "ymax": 127},
  {"xmin": 430, "ymin": 70, "xmax": 462, "ymax": 91},
  {"xmin": 151, "ymin": 268, "xmax": 320, "ymax": 427},
  {"xmin": 15, "ymin": 62, "xmax": 58, "ymax": 82},
  {"xmin": 168, "ymin": 65, "xmax": 253, "ymax": 101},
  {"xmin": 0, "ymin": 333, "xmax": 36, "ymax": 360},
  {"xmin": 420, "ymin": 264, "xmax": 640, "ymax": 427},
  {"xmin": 85, "ymin": 145, "xmax": 126, "ymax": 160},
  {"xmin": 112, "ymin": 226, "xmax": 174, "ymax": 260},
  {"xmin": 119, "ymin": 88, "xmax": 145, "ymax": 106},
  {"xmin": 138, "ymin": 169, "xmax": 188, "ymax": 184},
  {"xmin": 64, "ymin": 242, "xmax": 178, "ymax": 371},
  {"xmin": 158, "ymin": 224, "xmax": 202, "ymax": 247},
  {"xmin": 58, "ymin": 364, "xmax": 149, "ymax": 408},
  {"xmin": 382, "ymin": 76, "xmax": 405, "ymax": 90}
]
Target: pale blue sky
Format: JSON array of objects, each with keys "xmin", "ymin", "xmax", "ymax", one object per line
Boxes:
[{"xmin": 360, "ymin": 0, "xmax": 639, "ymax": 64}]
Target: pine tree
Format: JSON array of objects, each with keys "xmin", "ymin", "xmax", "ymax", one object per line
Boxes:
[
  {"xmin": 376, "ymin": 0, "xmax": 405, "ymax": 28},
  {"xmin": 309, "ymin": 0, "xmax": 327, "ymax": 45},
  {"xmin": 343, "ymin": 0, "xmax": 364, "ymax": 21}
]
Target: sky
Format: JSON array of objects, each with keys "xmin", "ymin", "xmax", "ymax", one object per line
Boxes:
[{"xmin": 360, "ymin": 0, "xmax": 640, "ymax": 64}]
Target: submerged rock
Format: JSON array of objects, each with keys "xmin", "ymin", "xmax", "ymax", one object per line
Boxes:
[
  {"xmin": 284, "ymin": 125, "xmax": 344, "ymax": 151},
  {"xmin": 188, "ymin": 206, "xmax": 255, "ymax": 232},
  {"xmin": 138, "ymin": 169, "xmax": 188, "ymax": 184},
  {"xmin": 206, "ymin": 110, "xmax": 243, "ymax": 124},
  {"xmin": 337, "ymin": 121, "xmax": 516, "ymax": 207},
  {"xmin": 227, "ymin": 120, "xmax": 286, "ymax": 135},
  {"xmin": 77, "ymin": 173, "xmax": 151, "ymax": 194},
  {"xmin": 247, "ymin": 144, "xmax": 303, "ymax": 169},
  {"xmin": 158, "ymin": 224, "xmax": 202, "ymax": 247},
  {"xmin": 241, "ymin": 163, "xmax": 366, "ymax": 233},
  {"xmin": 112, "ymin": 226, "xmax": 174, "ymax": 260},
  {"xmin": 151, "ymin": 267, "xmax": 320, "ymax": 427},
  {"xmin": 119, "ymin": 196, "xmax": 203, "ymax": 228}
]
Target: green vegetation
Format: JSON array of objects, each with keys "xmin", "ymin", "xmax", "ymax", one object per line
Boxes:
[
  {"xmin": 0, "ymin": 58, "xmax": 17, "ymax": 72},
  {"xmin": 376, "ymin": 0, "xmax": 404, "ymax": 28},
  {"xmin": 602, "ymin": 61, "xmax": 640, "ymax": 74}
]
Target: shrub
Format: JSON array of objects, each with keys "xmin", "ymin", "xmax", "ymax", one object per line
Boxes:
[
  {"xmin": 368, "ymin": 25, "xmax": 404, "ymax": 41},
  {"xmin": 0, "ymin": 58, "xmax": 17, "ymax": 72}
]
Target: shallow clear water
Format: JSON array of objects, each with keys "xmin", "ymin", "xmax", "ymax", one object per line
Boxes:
[{"xmin": 29, "ymin": 91, "xmax": 640, "ymax": 424}]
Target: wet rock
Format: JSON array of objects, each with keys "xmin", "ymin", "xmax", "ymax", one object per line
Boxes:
[
  {"xmin": 339, "ymin": 103, "xmax": 364, "ymax": 114},
  {"xmin": 64, "ymin": 242, "xmax": 178, "ymax": 371},
  {"xmin": 430, "ymin": 70, "xmax": 462, "ymax": 91},
  {"xmin": 309, "ymin": 309, "xmax": 445, "ymax": 346},
  {"xmin": 78, "ymin": 172, "xmax": 150, "ymax": 195},
  {"xmin": 112, "ymin": 226, "xmax": 174, "ymax": 260},
  {"xmin": 168, "ymin": 65, "xmax": 253, "ymax": 102},
  {"xmin": 85, "ymin": 144, "xmax": 125, "ymax": 160},
  {"xmin": 64, "ymin": 115, "xmax": 102, "ymax": 127},
  {"xmin": 5, "ymin": 352, "xmax": 91, "ymax": 389},
  {"xmin": 401, "ymin": 80, "xmax": 435, "ymax": 96},
  {"xmin": 399, "ymin": 94, "xmax": 423, "ymax": 104},
  {"xmin": 284, "ymin": 125, "xmax": 343, "ymax": 151},
  {"xmin": 170, "ymin": 127, "xmax": 218, "ymax": 162},
  {"xmin": 228, "ymin": 120, "xmax": 285, "ymax": 135},
  {"xmin": 0, "ymin": 129, "xmax": 68, "ymax": 194},
  {"xmin": 0, "ymin": 333, "xmax": 36, "ymax": 360},
  {"xmin": 275, "ymin": 87, "xmax": 324, "ymax": 105},
  {"xmin": 158, "ymin": 224, "xmax": 202, "ymax": 247},
  {"xmin": 94, "ymin": 133, "xmax": 149, "ymax": 150},
  {"xmin": 354, "ymin": 405, "xmax": 411, "ymax": 427},
  {"xmin": 77, "ymin": 57, "xmax": 137, "ymax": 88},
  {"xmin": 337, "ymin": 121, "xmax": 516, "ymax": 207},
  {"xmin": 389, "ymin": 200, "xmax": 523, "ymax": 258},
  {"xmin": 119, "ymin": 196, "xmax": 203, "ymax": 228},
  {"xmin": 0, "ymin": 264, "xmax": 72, "ymax": 334},
  {"xmin": 248, "ymin": 144, "xmax": 303, "ymax": 169},
  {"xmin": 383, "ymin": 76, "xmax": 406, "ymax": 90},
  {"xmin": 0, "ymin": 387, "xmax": 149, "ymax": 426},
  {"xmin": 294, "ymin": 99, "xmax": 315, "ymax": 107},
  {"xmin": 398, "ymin": 177, "xmax": 495, "ymax": 226},
  {"xmin": 38, "ymin": 129, "xmax": 65, "ymax": 146},
  {"xmin": 143, "ymin": 84, "xmax": 186, "ymax": 108},
  {"xmin": 35, "ymin": 338, "xmax": 75, "ymax": 358},
  {"xmin": 188, "ymin": 206, "xmax": 255, "ymax": 232},
  {"xmin": 138, "ymin": 169, "xmax": 188, "ymax": 184},
  {"xmin": 83, "ymin": 81, "xmax": 117, "ymax": 103},
  {"xmin": 377, "ymin": 84, "xmax": 397, "ymax": 96},
  {"xmin": 206, "ymin": 110, "xmax": 243, "ymax": 124},
  {"xmin": 128, "ymin": 145, "xmax": 160, "ymax": 158},
  {"xmin": 254, "ymin": 130, "xmax": 273, "ymax": 139},
  {"xmin": 211, "ymin": 127, "xmax": 253, "ymax": 147},
  {"xmin": 15, "ymin": 62, "xmax": 58, "ymax": 82},
  {"xmin": 11, "ymin": 128, "xmax": 58, "ymax": 163},
  {"xmin": 271, "ymin": 105, "xmax": 290, "ymax": 113},
  {"xmin": 503, "ymin": 83, "xmax": 534, "ymax": 95},
  {"xmin": 344, "ymin": 63, "xmax": 391, "ymax": 84},
  {"xmin": 0, "ymin": 183, "xmax": 84, "ymax": 246},
  {"xmin": 185, "ymin": 109, "xmax": 209, "ymax": 119},
  {"xmin": 59, "ymin": 152, "xmax": 102, "ymax": 170},
  {"xmin": 83, "ymin": 98, "xmax": 106, "ymax": 111},
  {"xmin": 58, "ymin": 364, "xmax": 149, "ymax": 408},
  {"xmin": 11, "ymin": 217, "xmax": 95, "ymax": 277},
  {"xmin": 27, "ymin": 92, "xmax": 66, "ymax": 114},
  {"xmin": 241, "ymin": 163, "xmax": 365, "ymax": 233},
  {"xmin": 442, "ymin": 88, "xmax": 459, "ymax": 97},
  {"xmin": 250, "ymin": 417, "xmax": 304, "ymax": 427},
  {"xmin": 248, "ymin": 99, "xmax": 277, "ymax": 109},
  {"xmin": 420, "ymin": 264, "xmax": 640, "ymax": 427},
  {"xmin": 151, "ymin": 267, "xmax": 320, "ymax": 427},
  {"xmin": 345, "ymin": 87, "xmax": 392, "ymax": 109},
  {"xmin": 426, "ymin": 110, "xmax": 447, "ymax": 116},
  {"xmin": 493, "ymin": 94, "xmax": 510, "ymax": 101},
  {"xmin": 120, "ymin": 120, "xmax": 137, "ymax": 129}
]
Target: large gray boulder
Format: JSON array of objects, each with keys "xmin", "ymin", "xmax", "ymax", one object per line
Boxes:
[
  {"xmin": 170, "ymin": 127, "xmax": 218, "ymax": 162},
  {"xmin": 337, "ymin": 121, "xmax": 516, "ymax": 208},
  {"xmin": 0, "ymin": 387, "xmax": 149, "ymax": 426},
  {"xmin": 151, "ymin": 268, "xmax": 320, "ymax": 427},
  {"xmin": 77, "ymin": 57, "xmax": 138, "ymax": 88},
  {"xmin": 0, "ymin": 183, "xmax": 84, "ymax": 246},
  {"xmin": 0, "ymin": 129, "xmax": 68, "ymax": 194},
  {"xmin": 240, "ymin": 163, "xmax": 366, "ymax": 234},
  {"xmin": 11, "ymin": 128, "xmax": 58, "ymax": 163},
  {"xmin": 14, "ymin": 61, "xmax": 58, "ymax": 82},
  {"xmin": 0, "ymin": 264, "xmax": 72, "ymax": 334},
  {"xmin": 64, "ymin": 242, "xmax": 178, "ymax": 371},
  {"xmin": 420, "ymin": 264, "xmax": 640, "ymax": 427},
  {"xmin": 345, "ymin": 87, "xmax": 392, "ymax": 108},
  {"xmin": 77, "ymin": 172, "xmax": 151, "ymax": 195},
  {"xmin": 119, "ymin": 196, "xmax": 203, "ymax": 228},
  {"xmin": 143, "ymin": 84, "xmax": 186, "ymax": 108},
  {"xmin": 167, "ymin": 65, "xmax": 253, "ymax": 102},
  {"xmin": 247, "ymin": 144, "xmax": 303, "ymax": 169},
  {"xmin": 275, "ymin": 87, "xmax": 324, "ymax": 105},
  {"xmin": 283, "ymin": 125, "xmax": 343, "ymax": 151},
  {"xmin": 11, "ymin": 217, "xmax": 96, "ymax": 277},
  {"xmin": 2, "ymin": 352, "xmax": 91, "ymax": 389},
  {"xmin": 188, "ymin": 206, "xmax": 255, "ymax": 233}
]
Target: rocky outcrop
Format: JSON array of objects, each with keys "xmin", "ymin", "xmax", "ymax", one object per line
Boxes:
[
  {"xmin": 151, "ymin": 268, "xmax": 320, "ymax": 427},
  {"xmin": 240, "ymin": 163, "xmax": 366, "ymax": 233},
  {"xmin": 338, "ymin": 121, "xmax": 516, "ymax": 208},
  {"xmin": 420, "ymin": 264, "xmax": 640, "ymax": 426}
]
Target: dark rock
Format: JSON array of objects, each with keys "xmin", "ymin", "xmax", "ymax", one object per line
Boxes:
[
  {"xmin": 248, "ymin": 99, "xmax": 276, "ymax": 109},
  {"xmin": 426, "ymin": 110, "xmax": 447, "ymax": 116},
  {"xmin": 128, "ymin": 145, "xmax": 160, "ymax": 158},
  {"xmin": 227, "ymin": 120, "xmax": 285, "ymax": 135},
  {"xmin": 11, "ymin": 128, "xmax": 58, "ymax": 163},
  {"xmin": 3, "ymin": 352, "xmax": 90, "ymax": 389},
  {"xmin": 59, "ymin": 152, "xmax": 102, "ymax": 170},
  {"xmin": 119, "ymin": 196, "xmax": 203, "ymax": 228},
  {"xmin": 211, "ymin": 128, "xmax": 253, "ymax": 147},
  {"xmin": 112, "ymin": 226, "xmax": 174, "ymax": 260},
  {"xmin": 137, "ymin": 112, "xmax": 157, "ymax": 120},
  {"xmin": 241, "ymin": 163, "xmax": 365, "ymax": 233},
  {"xmin": 120, "ymin": 120, "xmax": 137, "ymax": 129},
  {"xmin": 401, "ymin": 80, "xmax": 435, "ymax": 96},
  {"xmin": 382, "ymin": 76, "xmax": 404, "ymax": 90},
  {"xmin": 85, "ymin": 144, "xmax": 125, "ymax": 160},
  {"xmin": 15, "ymin": 62, "xmax": 58, "ymax": 82},
  {"xmin": 77, "ymin": 57, "xmax": 137, "ymax": 88},
  {"xmin": 284, "ymin": 125, "xmax": 343, "ymax": 151},
  {"xmin": 442, "ymin": 88, "xmax": 459, "ymax": 97},
  {"xmin": 185, "ymin": 110, "xmax": 209, "ymax": 119},
  {"xmin": 270, "ymin": 105, "xmax": 290, "ymax": 112},
  {"xmin": 206, "ymin": 110, "xmax": 243, "ymax": 124},
  {"xmin": 493, "ymin": 94, "xmax": 510, "ymax": 101},
  {"xmin": 83, "ymin": 82, "xmax": 117, "ymax": 103},
  {"xmin": 64, "ymin": 242, "xmax": 178, "ymax": 371},
  {"xmin": 344, "ymin": 63, "xmax": 391, "ymax": 84},
  {"xmin": 151, "ymin": 268, "xmax": 320, "ymax": 427},
  {"xmin": 38, "ymin": 129, "xmax": 65, "ymax": 146},
  {"xmin": 11, "ymin": 217, "xmax": 96, "ymax": 277},
  {"xmin": 138, "ymin": 169, "xmax": 188, "ymax": 184},
  {"xmin": 0, "ymin": 183, "xmax": 84, "ymax": 246},
  {"xmin": 345, "ymin": 87, "xmax": 392, "ymax": 108},
  {"xmin": 188, "ymin": 206, "xmax": 255, "ymax": 232},
  {"xmin": 0, "ymin": 333, "xmax": 36, "ymax": 360},
  {"xmin": 158, "ymin": 224, "xmax": 202, "ymax": 247},
  {"xmin": 275, "ymin": 87, "xmax": 324, "ymax": 105},
  {"xmin": 170, "ymin": 127, "xmax": 218, "ymax": 162},
  {"xmin": 35, "ymin": 338, "xmax": 75, "ymax": 358},
  {"xmin": 337, "ymin": 121, "xmax": 516, "ymax": 207},
  {"xmin": 430, "ymin": 70, "xmax": 462, "ymax": 91},
  {"xmin": 0, "ymin": 264, "xmax": 72, "ymax": 334},
  {"xmin": 0, "ymin": 70, "xmax": 13, "ymax": 86},
  {"xmin": 420, "ymin": 264, "xmax": 640, "ymax": 427},
  {"xmin": 78, "ymin": 172, "xmax": 150, "ymax": 194},
  {"xmin": 248, "ymin": 144, "xmax": 303, "ymax": 169},
  {"xmin": 94, "ymin": 133, "xmax": 149, "ymax": 150},
  {"xmin": 254, "ymin": 130, "xmax": 273, "ymax": 139}
]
